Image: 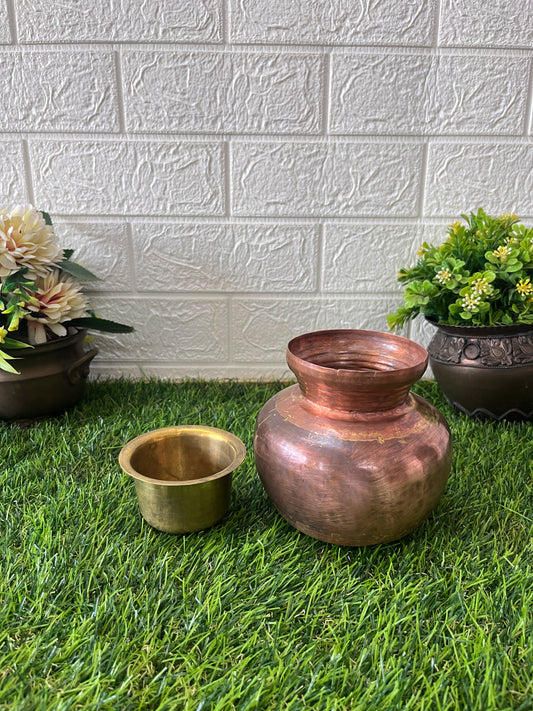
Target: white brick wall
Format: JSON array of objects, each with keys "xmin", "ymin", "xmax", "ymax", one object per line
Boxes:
[{"xmin": 1, "ymin": 0, "xmax": 532, "ymax": 378}]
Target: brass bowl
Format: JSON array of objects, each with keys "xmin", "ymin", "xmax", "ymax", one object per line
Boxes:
[{"xmin": 119, "ymin": 425, "xmax": 246, "ymax": 534}]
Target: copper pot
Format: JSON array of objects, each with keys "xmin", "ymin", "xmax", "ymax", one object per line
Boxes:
[
  {"xmin": 427, "ymin": 319, "xmax": 533, "ymax": 420},
  {"xmin": 0, "ymin": 329, "xmax": 97, "ymax": 421},
  {"xmin": 254, "ymin": 329, "xmax": 452, "ymax": 547}
]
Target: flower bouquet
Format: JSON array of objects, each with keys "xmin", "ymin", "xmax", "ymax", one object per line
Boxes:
[
  {"xmin": 388, "ymin": 209, "xmax": 533, "ymax": 420},
  {"xmin": 0, "ymin": 204, "xmax": 133, "ymax": 373},
  {"xmin": 388, "ymin": 209, "xmax": 533, "ymax": 330}
]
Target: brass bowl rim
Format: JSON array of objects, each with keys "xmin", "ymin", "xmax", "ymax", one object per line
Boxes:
[{"xmin": 118, "ymin": 424, "xmax": 246, "ymax": 487}]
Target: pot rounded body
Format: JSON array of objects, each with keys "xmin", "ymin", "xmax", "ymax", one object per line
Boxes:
[
  {"xmin": 254, "ymin": 329, "xmax": 452, "ymax": 547},
  {"xmin": 427, "ymin": 321, "xmax": 533, "ymax": 420},
  {"xmin": 0, "ymin": 329, "xmax": 97, "ymax": 421}
]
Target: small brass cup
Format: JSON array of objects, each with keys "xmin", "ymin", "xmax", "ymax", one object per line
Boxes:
[{"xmin": 119, "ymin": 425, "xmax": 246, "ymax": 534}]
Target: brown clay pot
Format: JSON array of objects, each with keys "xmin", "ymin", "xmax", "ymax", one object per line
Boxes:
[
  {"xmin": 0, "ymin": 329, "xmax": 97, "ymax": 421},
  {"xmin": 427, "ymin": 320, "xmax": 533, "ymax": 421},
  {"xmin": 254, "ymin": 329, "xmax": 452, "ymax": 547}
]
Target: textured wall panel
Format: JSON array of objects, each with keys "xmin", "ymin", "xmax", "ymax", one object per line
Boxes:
[
  {"xmin": 123, "ymin": 51, "xmax": 322, "ymax": 134},
  {"xmin": 30, "ymin": 141, "xmax": 225, "ymax": 216},
  {"xmin": 322, "ymin": 224, "xmax": 420, "ymax": 293},
  {"xmin": 55, "ymin": 221, "xmax": 132, "ymax": 292},
  {"xmin": 232, "ymin": 142, "xmax": 423, "ymax": 217},
  {"xmin": 131, "ymin": 223, "xmax": 318, "ymax": 292},
  {"xmin": 89, "ymin": 297, "xmax": 228, "ymax": 362},
  {"xmin": 16, "ymin": 0, "xmax": 223, "ymax": 43},
  {"xmin": 425, "ymin": 144, "xmax": 533, "ymax": 216},
  {"xmin": 439, "ymin": 0, "xmax": 533, "ymax": 48},
  {"xmin": 331, "ymin": 54, "xmax": 529, "ymax": 135},
  {"xmin": 0, "ymin": 141, "xmax": 27, "ymax": 202},
  {"xmin": 0, "ymin": 2, "xmax": 10, "ymax": 43},
  {"xmin": 231, "ymin": 0, "xmax": 436, "ymax": 46},
  {"xmin": 0, "ymin": 51, "xmax": 119, "ymax": 132},
  {"xmin": 410, "ymin": 315, "xmax": 437, "ymax": 352},
  {"xmin": 331, "ymin": 54, "xmax": 433, "ymax": 135},
  {"xmin": 231, "ymin": 296, "xmax": 399, "ymax": 362},
  {"xmin": 0, "ymin": 0, "xmax": 531, "ymax": 379},
  {"xmin": 433, "ymin": 55, "xmax": 529, "ymax": 135}
]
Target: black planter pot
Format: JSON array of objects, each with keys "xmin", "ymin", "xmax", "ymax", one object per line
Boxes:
[
  {"xmin": 0, "ymin": 329, "xmax": 98, "ymax": 422},
  {"xmin": 426, "ymin": 319, "xmax": 533, "ymax": 421}
]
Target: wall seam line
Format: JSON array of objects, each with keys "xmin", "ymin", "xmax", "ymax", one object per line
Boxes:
[
  {"xmin": 125, "ymin": 222, "xmax": 139, "ymax": 296},
  {"xmin": 5, "ymin": 0, "xmax": 17, "ymax": 43},
  {"xmin": 417, "ymin": 143, "xmax": 430, "ymax": 219},
  {"xmin": 322, "ymin": 51, "xmax": 331, "ymax": 136},
  {"xmin": 21, "ymin": 139, "xmax": 35, "ymax": 205},
  {"xmin": 524, "ymin": 56, "xmax": 533, "ymax": 137},
  {"xmin": 113, "ymin": 48, "xmax": 127, "ymax": 134}
]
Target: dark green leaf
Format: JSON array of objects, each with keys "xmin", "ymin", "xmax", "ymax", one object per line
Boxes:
[
  {"xmin": 59, "ymin": 260, "xmax": 100, "ymax": 282},
  {"xmin": 2, "ymin": 338, "xmax": 32, "ymax": 349},
  {"xmin": 68, "ymin": 317, "xmax": 134, "ymax": 333}
]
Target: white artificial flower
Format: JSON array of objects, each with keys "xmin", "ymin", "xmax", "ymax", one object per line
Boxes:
[
  {"xmin": 25, "ymin": 270, "xmax": 89, "ymax": 344},
  {"xmin": 0, "ymin": 205, "xmax": 62, "ymax": 279}
]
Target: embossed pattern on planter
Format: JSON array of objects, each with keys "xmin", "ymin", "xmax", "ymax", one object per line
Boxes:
[
  {"xmin": 427, "ymin": 324, "xmax": 533, "ymax": 420},
  {"xmin": 428, "ymin": 329, "xmax": 533, "ymax": 367}
]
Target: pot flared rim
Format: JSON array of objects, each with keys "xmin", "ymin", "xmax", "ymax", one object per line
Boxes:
[
  {"xmin": 425, "ymin": 317, "xmax": 533, "ymax": 337},
  {"xmin": 118, "ymin": 425, "xmax": 247, "ymax": 487},
  {"xmin": 287, "ymin": 329, "xmax": 428, "ymax": 378},
  {"xmin": 286, "ymin": 330, "xmax": 428, "ymax": 412}
]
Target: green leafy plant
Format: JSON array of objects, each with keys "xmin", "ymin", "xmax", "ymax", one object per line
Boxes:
[
  {"xmin": 388, "ymin": 209, "xmax": 533, "ymax": 330},
  {"xmin": 0, "ymin": 205, "xmax": 133, "ymax": 373}
]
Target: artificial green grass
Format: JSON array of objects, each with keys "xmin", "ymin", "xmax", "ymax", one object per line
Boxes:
[{"xmin": 0, "ymin": 379, "xmax": 532, "ymax": 711}]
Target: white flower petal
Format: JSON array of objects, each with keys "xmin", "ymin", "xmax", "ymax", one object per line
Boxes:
[
  {"xmin": 47, "ymin": 323, "xmax": 67, "ymax": 338},
  {"xmin": 28, "ymin": 321, "xmax": 47, "ymax": 345}
]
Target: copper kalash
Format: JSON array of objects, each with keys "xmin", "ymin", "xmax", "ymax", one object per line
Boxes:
[{"xmin": 254, "ymin": 329, "xmax": 452, "ymax": 547}]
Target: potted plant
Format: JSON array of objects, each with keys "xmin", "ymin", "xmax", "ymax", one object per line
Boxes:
[
  {"xmin": 0, "ymin": 204, "xmax": 133, "ymax": 421},
  {"xmin": 388, "ymin": 208, "xmax": 533, "ymax": 420}
]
